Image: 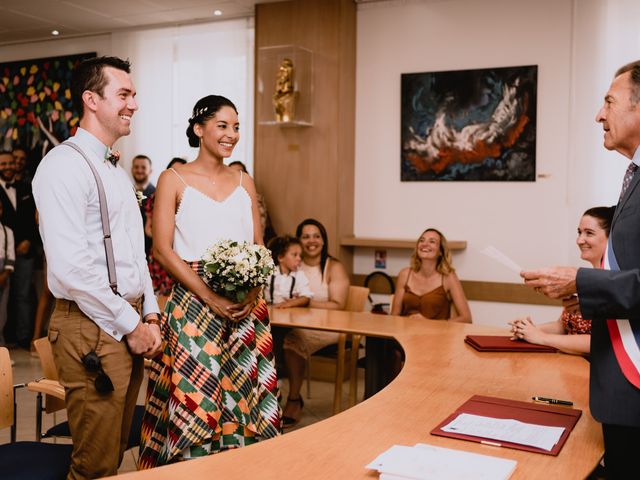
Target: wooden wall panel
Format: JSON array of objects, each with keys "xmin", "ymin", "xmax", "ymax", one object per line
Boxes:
[
  {"xmin": 336, "ymin": 0, "xmax": 356, "ymax": 273},
  {"xmin": 254, "ymin": 0, "xmax": 356, "ymax": 272}
]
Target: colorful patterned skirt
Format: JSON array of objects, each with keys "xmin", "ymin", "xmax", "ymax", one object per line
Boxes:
[{"xmin": 138, "ymin": 261, "xmax": 281, "ymax": 469}]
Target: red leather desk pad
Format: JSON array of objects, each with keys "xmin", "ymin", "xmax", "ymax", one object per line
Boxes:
[{"xmin": 465, "ymin": 335, "xmax": 558, "ymax": 353}]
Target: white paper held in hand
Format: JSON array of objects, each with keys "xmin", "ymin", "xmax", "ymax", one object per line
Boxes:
[{"xmin": 480, "ymin": 246, "xmax": 523, "ymax": 275}]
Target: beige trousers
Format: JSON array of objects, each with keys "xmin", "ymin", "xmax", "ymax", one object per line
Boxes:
[{"xmin": 48, "ymin": 300, "xmax": 144, "ymax": 480}]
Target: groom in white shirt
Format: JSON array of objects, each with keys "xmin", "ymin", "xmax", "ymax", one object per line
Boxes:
[{"xmin": 33, "ymin": 56, "xmax": 162, "ymax": 480}]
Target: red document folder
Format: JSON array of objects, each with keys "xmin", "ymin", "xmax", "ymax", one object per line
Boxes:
[
  {"xmin": 465, "ymin": 335, "xmax": 557, "ymax": 353},
  {"xmin": 431, "ymin": 395, "xmax": 582, "ymax": 456}
]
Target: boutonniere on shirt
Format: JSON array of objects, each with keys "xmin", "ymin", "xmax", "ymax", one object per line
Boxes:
[
  {"xmin": 105, "ymin": 148, "xmax": 120, "ymax": 166},
  {"xmin": 135, "ymin": 188, "xmax": 147, "ymax": 207}
]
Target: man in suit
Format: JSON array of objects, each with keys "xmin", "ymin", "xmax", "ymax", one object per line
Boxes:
[
  {"xmin": 0, "ymin": 149, "xmax": 38, "ymax": 348},
  {"xmin": 0, "ymin": 200, "xmax": 15, "ymax": 347},
  {"xmin": 521, "ymin": 60, "xmax": 640, "ymax": 479},
  {"xmin": 131, "ymin": 154, "xmax": 155, "ymax": 256},
  {"xmin": 12, "ymin": 146, "xmax": 31, "ymax": 183}
]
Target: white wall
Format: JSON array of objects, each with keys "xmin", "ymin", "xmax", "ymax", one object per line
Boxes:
[
  {"xmin": 110, "ymin": 19, "xmax": 255, "ymax": 182},
  {"xmin": 567, "ymin": 0, "xmax": 640, "ymax": 246},
  {"xmin": 0, "ymin": 35, "xmax": 112, "ymax": 64},
  {"xmin": 353, "ymin": 0, "xmax": 640, "ymax": 326},
  {"xmin": 0, "ymin": 18, "xmax": 255, "ymax": 184}
]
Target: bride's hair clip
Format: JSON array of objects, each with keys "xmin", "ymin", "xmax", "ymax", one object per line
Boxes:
[{"xmin": 189, "ymin": 106, "xmax": 209, "ymax": 122}]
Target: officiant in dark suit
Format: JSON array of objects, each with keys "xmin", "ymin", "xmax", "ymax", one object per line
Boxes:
[
  {"xmin": 0, "ymin": 149, "xmax": 39, "ymax": 348},
  {"xmin": 521, "ymin": 60, "xmax": 640, "ymax": 480}
]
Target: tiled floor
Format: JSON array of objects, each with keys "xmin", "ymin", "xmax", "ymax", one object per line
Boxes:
[{"xmin": 2, "ymin": 347, "xmax": 363, "ymax": 475}]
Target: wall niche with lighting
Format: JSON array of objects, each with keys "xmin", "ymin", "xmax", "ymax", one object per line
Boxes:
[{"xmin": 257, "ymin": 45, "xmax": 313, "ymax": 127}]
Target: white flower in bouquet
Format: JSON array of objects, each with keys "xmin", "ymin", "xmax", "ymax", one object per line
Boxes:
[{"xmin": 202, "ymin": 240, "xmax": 275, "ymax": 303}]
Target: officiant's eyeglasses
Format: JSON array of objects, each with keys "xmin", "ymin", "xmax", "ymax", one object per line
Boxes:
[{"xmin": 82, "ymin": 351, "xmax": 115, "ymax": 394}]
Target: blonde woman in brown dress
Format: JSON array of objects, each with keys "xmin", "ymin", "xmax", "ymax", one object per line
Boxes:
[
  {"xmin": 389, "ymin": 228, "xmax": 470, "ymax": 375},
  {"xmin": 391, "ymin": 228, "xmax": 471, "ymax": 322}
]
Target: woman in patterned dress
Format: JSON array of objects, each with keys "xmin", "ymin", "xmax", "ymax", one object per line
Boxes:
[
  {"xmin": 509, "ymin": 206, "xmax": 615, "ymax": 355},
  {"xmin": 139, "ymin": 95, "xmax": 281, "ymax": 468}
]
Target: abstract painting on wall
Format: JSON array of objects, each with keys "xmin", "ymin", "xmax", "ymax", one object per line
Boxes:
[
  {"xmin": 401, "ymin": 65, "xmax": 537, "ymax": 181},
  {"xmin": 0, "ymin": 52, "xmax": 96, "ymax": 158}
]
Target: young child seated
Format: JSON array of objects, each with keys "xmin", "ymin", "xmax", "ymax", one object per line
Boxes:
[{"xmin": 266, "ymin": 235, "xmax": 313, "ymax": 308}]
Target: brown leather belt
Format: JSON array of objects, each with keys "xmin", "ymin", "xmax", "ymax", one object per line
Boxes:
[{"xmin": 56, "ymin": 298, "xmax": 143, "ymax": 314}]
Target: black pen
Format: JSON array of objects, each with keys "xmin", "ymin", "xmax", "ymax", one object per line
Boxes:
[{"xmin": 532, "ymin": 396, "xmax": 573, "ymax": 406}]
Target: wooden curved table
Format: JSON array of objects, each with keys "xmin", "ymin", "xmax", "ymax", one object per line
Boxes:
[{"xmin": 118, "ymin": 308, "xmax": 603, "ymax": 479}]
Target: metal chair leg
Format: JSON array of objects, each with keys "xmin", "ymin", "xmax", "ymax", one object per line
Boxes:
[
  {"xmin": 35, "ymin": 392, "xmax": 43, "ymax": 441},
  {"xmin": 348, "ymin": 334, "xmax": 361, "ymax": 407},
  {"xmin": 333, "ymin": 334, "xmax": 347, "ymax": 414},
  {"xmin": 11, "ymin": 387, "xmax": 17, "ymax": 443},
  {"xmin": 305, "ymin": 354, "xmax": 311, "ymax": 399},
  {"xmin": 11, "ymin": 384, "xmax": 25, "ymax": 443}
]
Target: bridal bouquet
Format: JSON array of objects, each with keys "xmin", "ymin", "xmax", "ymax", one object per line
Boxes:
[{"xmin": 201, "ymin": 240, "xmax": 275, "ymax": 303}]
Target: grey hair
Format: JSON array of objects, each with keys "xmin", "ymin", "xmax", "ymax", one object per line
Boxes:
[{"xmin": 615, "ymin": 60, "xmax": 640, "ymax": 106}]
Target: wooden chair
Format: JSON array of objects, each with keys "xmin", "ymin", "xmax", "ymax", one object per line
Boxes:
[
  {"xmin": 32, "ymin": 337, "xmax": 66, "ymax": 440},
  {"xmin": 306, "ymin": 286, "xmax": 369, "ymax": 414},
  {"xmin": 32, "ymin": 337, "xmax": 146, "ymax": 450},
  {"xmin": 365, "ymin": 271, "xmax": 396, "ymax": 314},
  {"xmin": 0, "ymin": 347, "xmax": 72, "ymax": 479}
]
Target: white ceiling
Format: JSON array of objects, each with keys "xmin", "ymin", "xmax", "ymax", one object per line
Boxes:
[{"xmin": 0, "ymin": 0, "xmax": 281, "ymax": 45}]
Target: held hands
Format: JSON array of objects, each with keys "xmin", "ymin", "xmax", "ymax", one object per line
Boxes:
[
  {"xmin": 144, "ymin": 314, "xmax": 163, "ymax": 358},
  {"xmin": 205, "ymin": 286, "xmax": 261, "ymax": 322},
  {"xmin": 275, "ymin": 293, "xmax": 298, "ymax": 308},
  {"xmin": 126, "ymin": 321, "xmax": 162, "ymax": 357},
  {"xmin": 508, "ymin": 316, "xmax": 546, "ymax": 345},
  {"xmin": 520, "ymin": 267, "xmax": 578, "ymax": 299},
  {"xmin": 233, "ymin": 286, "xmax": 261, "ymax": 319},
  {"xmin": 205, "ymin": 294, "xmax": 238, "ymax": 320}
]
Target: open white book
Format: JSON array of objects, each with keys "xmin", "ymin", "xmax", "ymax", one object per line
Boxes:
[{"xmin": 366, "ymin": 443, "xmax": 517, "ymax": 480}]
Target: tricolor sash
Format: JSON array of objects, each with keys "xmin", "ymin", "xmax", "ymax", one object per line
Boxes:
[{"xmin": 603, "ymin": 239, "xmax": 640, "ymax": 389}]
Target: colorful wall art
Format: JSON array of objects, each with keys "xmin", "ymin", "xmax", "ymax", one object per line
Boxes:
[
  {"xmin": 401, "ymin": 65, "xmax": 537, "ymax": 181},
  {"xmin": 0, "ymin": 52, "xmax": 96, "ymax": 159}
]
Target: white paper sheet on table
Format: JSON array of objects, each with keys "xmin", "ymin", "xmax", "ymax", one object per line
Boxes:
[
  {"xmin": 441, "ymin": 413, "xmax": 565, "ymax": 451},
  {"xmin": 366, "ymin": 443, "xmax": 517, "ymax": 480}
]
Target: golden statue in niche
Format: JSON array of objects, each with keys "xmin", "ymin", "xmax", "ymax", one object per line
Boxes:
[{"xmin": 273, "ymin": 58, "xmax": 297, "ymax": 123}]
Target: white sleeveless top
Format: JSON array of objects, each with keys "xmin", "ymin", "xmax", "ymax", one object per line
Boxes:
[{"xmin": 171, "ymin": 168, "xmax": 254, "ymax": 261}]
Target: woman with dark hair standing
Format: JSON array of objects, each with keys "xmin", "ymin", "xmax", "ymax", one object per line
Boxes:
[
  {"xmin": 391, "ymin": 228, "xmax": 471, "ymax": 323},
  {"xmin": 281, "ymin": 218, "xmax": 349, "ymax": 426},
  {"xmin": 139, "ymin": 95, "xmax": 280, "ymax": 467}
]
